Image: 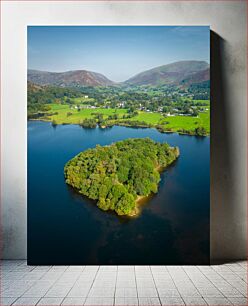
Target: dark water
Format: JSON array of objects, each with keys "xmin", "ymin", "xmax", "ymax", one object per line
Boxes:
[{"xmin": 28, "ymin": 121, "xmax": 210, "ymax": 265}]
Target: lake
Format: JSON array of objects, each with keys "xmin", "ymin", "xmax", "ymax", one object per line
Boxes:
[{"xmin": 28, "ymin": 121, "xmax": 210, "ymax": 265}]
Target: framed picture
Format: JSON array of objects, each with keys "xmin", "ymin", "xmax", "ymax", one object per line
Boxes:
[{"xmin": 27, "ymin": 26, "xmax": 210, "ymax": 265}]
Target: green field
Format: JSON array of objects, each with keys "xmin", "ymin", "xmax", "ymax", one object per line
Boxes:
[
  {"xmin": 70, "ymin": 97, "xmax": 95, "ymax": 104},
  {"xmin": 47, "ymin": 104, "xmax": 128, "ymax": 124},
  {"xmin": 43, "ymin": 102, "xmax": 210, "ymax": 135},
  {"xmin": 125, "ymin": 109, "xmax": 210, "ymax": 133}
]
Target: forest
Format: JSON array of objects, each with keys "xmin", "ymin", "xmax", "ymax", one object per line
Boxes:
[{"xmin": 64, "ymin": 138, "xmax": 179, "ymax": 216}]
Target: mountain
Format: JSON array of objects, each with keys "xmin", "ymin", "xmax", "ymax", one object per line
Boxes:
[
  {"xmin": 125, "ymin": 61, "xmax": 210, "ymax": 86},
  {"xmin": 28, "ymin": 69, "xmax": 115, "ymax": 87},
  {"xmin": 28, "ymin": 61, "xmax": 210, "ymax": 88}
]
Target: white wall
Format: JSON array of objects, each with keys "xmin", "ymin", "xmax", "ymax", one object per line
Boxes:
[{"xmin": 1, "ymin": 1, "xmax": 247, "ymax": 261}]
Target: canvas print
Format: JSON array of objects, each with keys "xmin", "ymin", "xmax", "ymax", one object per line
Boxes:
[{"xmin": 28, "ymin": 26, "xmax": 210, "ymax": 264}]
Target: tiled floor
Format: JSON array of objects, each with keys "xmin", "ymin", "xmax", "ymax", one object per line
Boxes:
[{"xmin": 0, "ymin": 260, "xmax": 247, "ymax": 306}]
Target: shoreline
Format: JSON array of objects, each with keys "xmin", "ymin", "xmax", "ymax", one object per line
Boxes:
[
  {"xmin": 28, "ymin": 118, "xmax": 210, "ymax": 137},
  {"xmin": 127, "ymin": 195, "xmax": 151, "ymax": 217},
  {"xmin": 127, "ymin": 164, "xmax": 175, "ymax": 217}
]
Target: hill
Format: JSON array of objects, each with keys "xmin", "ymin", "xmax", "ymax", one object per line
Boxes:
[
  {"xmin": 27, "ymin": 80, "xmax": 44, "ymax": 92},
  {"xmin": 180, "ymin": 68, "xmax": 210, "ymax": 85},
  {"xmin": 28, "ymin": 69, "xmax": 115, "ymax": 87},
  {"xmin": 125, "ymin": 60, "xmax": 210, "ymax": 86}
]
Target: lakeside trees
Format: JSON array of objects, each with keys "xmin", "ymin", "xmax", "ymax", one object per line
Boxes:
[
  {"xmin": 64, "ymin": 138, "xmax": 179, "ymax": 216},
  {"xmin": 79, "ymin": 118, "xmax": 97, "ymax": 128}
]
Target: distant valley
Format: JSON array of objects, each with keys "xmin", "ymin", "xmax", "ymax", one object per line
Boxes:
[{"xmin": 27, "ymin": 60, "xmax": 210, "ymax": 137}]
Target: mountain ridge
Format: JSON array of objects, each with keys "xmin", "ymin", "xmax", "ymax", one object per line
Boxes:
[
  {"xmin": 28, "ymin": 60, "xmax": 210, "ymax": 87},
  {"xmin": 28, "ymin": 69, "xmax": 115, "ymax": 87},
  {"xmin": 125, "ymin": 60, "xmax": 209, "ymax": 86}
]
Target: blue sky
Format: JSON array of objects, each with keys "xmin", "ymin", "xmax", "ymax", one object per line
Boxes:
[{"xmin": 28, "ymin": 26, "xmax": 210, "ymax": 82}]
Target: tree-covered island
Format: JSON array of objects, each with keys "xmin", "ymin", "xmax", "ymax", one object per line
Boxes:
[{"xmin": 64, "ymin": 138, "xmax": 179, "ymax": 216}]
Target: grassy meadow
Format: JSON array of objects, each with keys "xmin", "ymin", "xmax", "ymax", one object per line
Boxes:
[{"xmin": 44, "ymin": 100, "xmax": 210, "ymax": 134}]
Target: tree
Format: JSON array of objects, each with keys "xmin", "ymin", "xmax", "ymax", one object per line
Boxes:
[
  {"xmin": 192, "ymin": 109, "xmax": 199, "ymax": 117},
  {"xmin": 115, "ymin": 193, "xmax": 135, "ymax": 215},
  {"xmin": 79, "ymin": 118, "xmax": 97, "ymax": 128},
  {"xmin": 52, "ymin": 120, "xmax": 57, "ymax": 127},
  {"xmin": 195, "ymin": 127, "xmax": 207, "ymax": 136}
]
